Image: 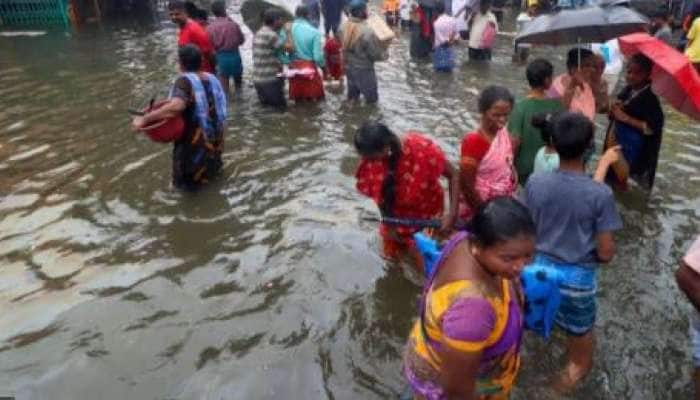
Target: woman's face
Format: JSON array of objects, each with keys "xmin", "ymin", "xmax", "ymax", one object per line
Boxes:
[
  {"xmin": 482, "ymin": 100, "xmax": 512, "ymax": 133},
  {"xmin": 625, "ymin": 62, "xmax": 650, "ymax": 88},
  {"xmin": 476, "ymin": 234, "xmax": 536, "ymax": 280}
]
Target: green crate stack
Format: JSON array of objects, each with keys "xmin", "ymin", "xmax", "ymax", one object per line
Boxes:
[{"xmin": 0, "ymin": 0, "xmax": 70, "ymax": 28}]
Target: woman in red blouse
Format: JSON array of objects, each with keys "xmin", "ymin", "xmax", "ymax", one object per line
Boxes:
[
  {"xmin": 460, "ymin": 85, "xmax": 518, "ymax": 221},
  {"xmin": 354, "ymin": 122, "xmax": 459, "ymax": 272}
]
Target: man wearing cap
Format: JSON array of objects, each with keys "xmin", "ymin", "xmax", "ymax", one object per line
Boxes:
[
  {"xmin": 676, "ymin": 235, "xmax": 700, "ymax": 398},
  {"xmin": 339, "ymin": 0, "xmax": 389, "ymax": 104}
]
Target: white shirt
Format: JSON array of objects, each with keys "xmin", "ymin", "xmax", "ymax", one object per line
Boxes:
[{"xmin": 468, "ymin": 11, "xmax": 497, "ymax": 49}]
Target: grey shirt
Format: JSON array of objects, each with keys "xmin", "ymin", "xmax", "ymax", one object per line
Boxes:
[
  {"xmin": 654, "ymin": 25, "xmax": 673, "ymax": 47},
  {"xmin": 524, "ymin": 170, "xmax": 623, "ymax": 266},
  {"xmin": 339, "ymin": 18, "xmax": 388, "ymax": 70}
]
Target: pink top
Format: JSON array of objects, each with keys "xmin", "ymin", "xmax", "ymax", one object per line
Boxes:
[
  {"xmin": 547, "ymin": 74, "xmax": 596, "ymax": 121},
  {"xmin": 433, "ymin": 14, "xmax": 457, "ymax": 48},
  {"xmin": 685, "ymin": 236, "xmax": 700, "ymax": 273}
]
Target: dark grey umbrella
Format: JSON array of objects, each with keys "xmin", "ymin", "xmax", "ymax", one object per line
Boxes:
[
  {"xmin": 240, "ymin": 0, "xmax": 294, "ymax": 33},
  {"xmin": 515, "ymin": 5, "xmax": 649, "ymax": 46}
]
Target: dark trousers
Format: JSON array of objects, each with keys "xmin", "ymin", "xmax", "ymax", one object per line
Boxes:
[
  {"xmin": 469, "ymin": 47, "xmax": 492, "ymax": 61},
  {"xmin": 346, "ymin": 67, "xmax": 378, "ymax": 103},
  {"xmin": 254, "ymin": 79, "xmax": 287, "ymax": 109}
]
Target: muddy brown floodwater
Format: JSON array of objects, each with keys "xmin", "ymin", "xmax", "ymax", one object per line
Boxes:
[{"xmin": 1, "ymin": 2, "xmax": 699, "ymax": 399}]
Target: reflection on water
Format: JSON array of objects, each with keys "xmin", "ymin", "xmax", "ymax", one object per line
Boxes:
[{"xmin": 1, "ymin": 4, "xmax": 699, "ymax": 400}]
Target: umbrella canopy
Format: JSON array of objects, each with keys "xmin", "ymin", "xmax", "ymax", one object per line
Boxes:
[
  {"xmin": 618, "ymin": 32, "xmax": 700, "ymax": 120},
  {"xmin": 240, "ymin": 0, "xmax": 294, "ymax": 33},
  {"xmin": 515, "ymin": 5, "xmax": 649, "ymax": 45}
]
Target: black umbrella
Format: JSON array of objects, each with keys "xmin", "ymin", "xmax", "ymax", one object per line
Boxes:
[
  {"xmin": 515, "ymin": 5, "xmax": 649, "ymax": 46},
  {"xmin": 240, "ymin": 0, "xmax": 294, "ymax": 33}
]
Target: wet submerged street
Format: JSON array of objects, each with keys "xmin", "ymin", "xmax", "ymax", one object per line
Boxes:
[{"xmin": 1, "ymin": 3, "xmax": 700, "ymax": 399}]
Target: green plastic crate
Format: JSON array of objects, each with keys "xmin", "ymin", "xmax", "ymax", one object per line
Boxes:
[{"xmin": 0, "ymin": 0, "xmax": 69, "ymax": 28}]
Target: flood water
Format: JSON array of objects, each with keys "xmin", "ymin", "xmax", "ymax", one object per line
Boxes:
[{"xmin": 1, "ymin": 3, "xmax": 699, "ymax": 399}]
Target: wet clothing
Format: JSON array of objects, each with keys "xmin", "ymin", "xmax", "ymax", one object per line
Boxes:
[
  {"xmin": 404, "ymin": 231, "xmax": 523, "ymax": 399},
  {"xmin": 322, "ymin": 0, "xmax": 346, "ymax": 36},
  {"xmin": 685, "ymin": 236, "xmax": 700, "ymax": 367},
  {"xmin": 169, "ymin": 73, "xmax": 227, "ymax": 190},
  {"xmin": 252, "ymin": 25, "xmax": 285, "ymax": 83},
  {"xmin": 289, "ymin": 18, "xmax": 325, "ymax": 101},
  {"xmin": 215, "ymin": 51, "xmax": 243, "ymax": 81},
  {"xmin": 410, "ymin": 5, "xmax": 434, "ymax": 59},
  {"xmin": 254, "ymin": 79, "xmax": 287, "ymax": 108},
  {"xmin": 524, "ymin": 170, "xmax": 623, "ymax": 266},
  {"xmin": 355, "ymin": 133, "xmax": 447, "ymax": 259},
  {"xmin": 523, "ymin": 254, "xmax": 597, "ymax": 337},
  {"xmin": 323, "ymin": 36, "xmax": 344, "ymax": 80},
  {"xmin": 507, "ymin": 97, "xmax": 563, "ymax": 183},
  {"xmin": 468, "ymin": 11, "xmax": 497, "ymax": 60},
  {"xmin": 346, "ymin": 67, "xmax": 378, "ymax": 102},
  {"xmin": 459, "ymin": 129, "xmax": 518, "ymax": 220},
  {"xmin": 340, "ymin": 17, "xmax": 388, "ymax": 70},
  {"xmin": 604, "ymin": 84, "xmax": 664, "ymax": 190},
  {"xmin": 178, "ymin": 19, "xmax": 215, "ymax": 73},
  {"xmin": 291, "ymin": 18, "xmax": 325, "ymax": 67},
  {"xmin": 340, "ymin": 17, "xmax": 388, "ymax": 102},
  {"xmin": 208, "ymin": 17, "xmax": 245, "ymax": 81},
  {"xmin": 288, "ymin": 59, "xmax": 325, "ymax": 101}
]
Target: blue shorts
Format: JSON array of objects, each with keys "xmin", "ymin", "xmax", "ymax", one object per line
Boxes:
[
  {"xmin": 216, "ymin": 50, "xmax": 242, "ymax": 78},
  {"xmin": 554, "ymin": 262, "xmax": 598, "ymax": 336}
]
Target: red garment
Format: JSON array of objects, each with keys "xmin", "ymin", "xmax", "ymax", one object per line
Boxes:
[
  {"xmin": 460, "ymin": 132, "xmax": 491, "ymax": 162},
  {"xmin": 178, "ymin": 19, "xmax": 215, "ymax": 73},
  {"xmin": 323, "ymin": 37, "xmax": 344, "ymax": 80},
  {"xmin": 356, "ymin": 133, "xmax": 447, "ymax": 257},
  {"xmin": 289, "ymin": 60, "xmax": 325, "ymax": 101}
]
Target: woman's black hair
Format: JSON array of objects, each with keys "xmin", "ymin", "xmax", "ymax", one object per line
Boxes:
[
  {"xmin": 354, "ymin": 122, "xmax": 402, "ymax": 216},
  {"xmin": 551, "ymin": 112, "xmax": 594, "ymax": 160},
  {"xmin": 468, "ymin": 197, "xmax": 535, "ymax": 248},
  {"xmin": 478, "ymin": 85, "xmax": 514, "ymax": 114},
  {"xmin": 566, "ymin": 48, "xmax": 594, "ymax": 71},
  {"xmin": 531, "ymin": 111, "xmax": 559, "ymax": 145},
  {"xmin": 178, "ymin": 44, "xmax": 202, "ymax": 72},
  {"xmin": 629, "ymin": 53, "xmax": 653, "ymax": 75},
  {"xmin": 526, "ymin": 58, "xmax": 554, "ymax": 89}
]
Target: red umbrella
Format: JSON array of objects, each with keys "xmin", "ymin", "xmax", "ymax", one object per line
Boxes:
[{"xmin": 618, "ymin": 32, "xmax": 700, "ymax": 121}]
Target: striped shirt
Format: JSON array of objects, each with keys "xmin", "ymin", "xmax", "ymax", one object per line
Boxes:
[{"xmin": 253, "ymin": 25, "xmax": 283, "ymax": 83}]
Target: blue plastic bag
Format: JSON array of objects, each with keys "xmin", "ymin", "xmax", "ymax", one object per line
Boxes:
[{"xmin": 520, "ymin": 255, "xmax": 564, "ymax": 340}]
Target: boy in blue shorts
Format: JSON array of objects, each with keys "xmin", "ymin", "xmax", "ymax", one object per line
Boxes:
[{"xmin": 523, "ymin": 112, "xmax": 623, "ymax": 392}]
